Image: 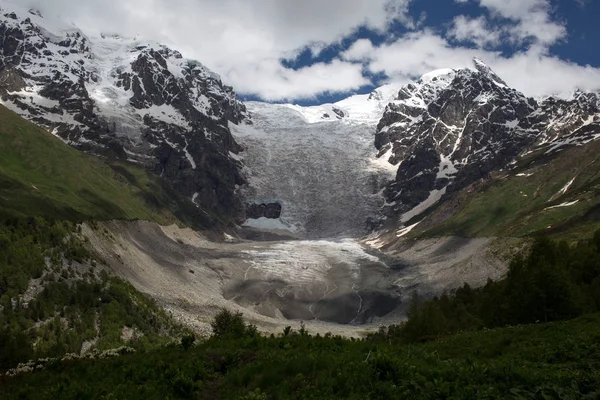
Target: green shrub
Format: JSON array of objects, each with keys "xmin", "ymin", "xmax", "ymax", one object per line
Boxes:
[
  {"xmin": 181, "ymin": 334, "xmax": 196, "ymax": 350},
  {"xmin": 211, "ymin": 309, "xmax": 253, "ymax": 338}
]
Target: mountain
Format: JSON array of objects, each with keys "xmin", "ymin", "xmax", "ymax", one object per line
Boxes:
[
  {"xmin": 0, "ymin": 4, "xmax": 249, "ymax": 222},
  {"xmin": 375, "ymin": 58, "xmax": 600, "ymax": 235}
]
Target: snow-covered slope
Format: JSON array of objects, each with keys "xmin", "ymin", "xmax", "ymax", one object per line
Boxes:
[
  {"xmin": 0, "ymin": 3, "xmax": 249, "ymax": 220},
  {"xmin": 284, "ymin": 84, "xmax": 402, "ymax": 124},
  {"xmin": 231, "ymin": 88, "xmax": 399, "ymax": 238},
  {"xmin": 375, "ymin": 58, "xmax": 600, "ymax": 228}
]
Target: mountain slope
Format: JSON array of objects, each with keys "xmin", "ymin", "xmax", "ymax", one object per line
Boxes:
[
  {"xmin": 4, "ymin": 313, "xmax": 600, "ymax": 398},
  {"xmin": 0, "ymin": 104, "xmax": 213, "ymax": 227},
  {"xmin": 0, "ymin": 4, "xmax": 248, "ymax": 222},
  {"xmin": 417, "ymin": 136, "xmax": 600, "ymax": 241},
  {"xmin": 374, "ymin": 59, "xmax": 600, "ymax": 239}
]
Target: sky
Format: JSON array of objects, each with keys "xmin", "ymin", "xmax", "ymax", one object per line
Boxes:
[{"xmin": 13, "ymin": 0, "xmax": 600, "ymax": 105}]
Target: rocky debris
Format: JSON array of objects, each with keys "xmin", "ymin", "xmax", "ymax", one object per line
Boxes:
[
  {"xmin": 0, "ymin": 5, "xmax": 251, "ymax": 222},
  {"xmin": 4, "ymin": 347, "xmax": 136, "ymax": 377},
  {"xmin": 376, "ymin": 59, "xmax": 600, "ymax": 220},
  {"xmin": 120, "ymin": 326, "xmax": 142, "ymax": 342},
  {"xmin": 246, "ymin": 202, "xmax": 282, "ymax": 219}
]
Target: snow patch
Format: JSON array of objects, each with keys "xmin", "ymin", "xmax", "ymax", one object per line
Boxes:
[
  {"xmin": 504, "ymin": 119, "xmax": 519, "ymax": 129},
  {"xmin": 365, "ymin": 238, "xmax": 386, "ymax": 249},
  {"xmin": 369, "ymin": 147, "xmax": 398, "ymax": 176},
  {"xmin": 418, "ymin": 68, "xmax": 456, "ymax": 85},
  {"xmin": 182, "ymin": 138, "xmax": 196, "ymax": 169},
  {"xmin": 545, "ymin": 200, "xmax": 579, "ymax": 210},
  {"xmin": 396, "ymin": 222, "xmax": 420, "ymax": 237},
  {"xmin": 139, "ymin": 104, "xmax": 191, "ymax": 129},
  {"xmin": 558, "ymin": 177, "xmax": 576, "ymax": 197},
  {"xmin": 401, "ymin": 187, "xmax": 447, "ymax": 223},
  {"xmin": 436, "ymin": 156, "xmax": 457, "ymax": 180},
  {"xmin": 283, "ymin": 83, "xmax": 402, "ymax": 125}
]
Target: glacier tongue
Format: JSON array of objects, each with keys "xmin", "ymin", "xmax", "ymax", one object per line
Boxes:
[{"xmin": 232, "ymin": 99, "xmax": 398, "ymax": 239}]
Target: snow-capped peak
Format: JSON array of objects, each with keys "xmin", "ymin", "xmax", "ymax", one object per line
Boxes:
[
  {"xmin": 472, "ymin": 57, "xmax": 507, "ymax": 87},
  {"xmin": 1, "ymin": 1, "xmax": 80, "ymax": 37},
  {"xmin": 418, "ymin": 68, "xmax": 456, "ymax": 85}
]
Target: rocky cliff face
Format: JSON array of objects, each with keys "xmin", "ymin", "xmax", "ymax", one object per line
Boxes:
[
  {"xmin": 0, "ymin": 5, "xmax": 250, "ymax": 222},
  {"xmin": 376, "ymin": 58, "xmax": 600, "ymax": 223}
]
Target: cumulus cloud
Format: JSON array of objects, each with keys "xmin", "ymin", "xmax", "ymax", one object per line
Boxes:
[
  {"xmin": 447, "ymin": 15, "xmax": 501, "ymax": 48},
  {"xmin": 344, "ymin": 31, "xmax": 600, "ymax": 97},
  {"xmin": 229, "ymin": 59, "xmax": 370, "ymax": 101},
  {"xmin": 7, "ymin": 0, "xmax": 599, "ymax": 101},
  {"xmin": 476, "ymin": 0, "xmax": 566, "ymax": 46},
  {"xmin": 15, "ymin": 0, "xmax": 412, "ymax": 101},
  {"xmin": 450, "ymin": 0, "xmax": 566, "ymax": 48},
  {"xmin": 341, "ymin": 39, "xmax": 377, "ymax": 62}
]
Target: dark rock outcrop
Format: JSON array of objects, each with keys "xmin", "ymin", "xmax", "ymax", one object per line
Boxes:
[{"xmin": 246, "ymin": 203, "xmax": 282, "ymax": 219}]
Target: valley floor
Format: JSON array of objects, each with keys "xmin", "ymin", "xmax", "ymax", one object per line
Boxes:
[{"xmin": 82, "ymin": 220, "xmax": 512, "ymax": 336}]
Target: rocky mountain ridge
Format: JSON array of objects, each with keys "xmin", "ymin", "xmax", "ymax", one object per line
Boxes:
[
  {"xmin": 0, "ymin": 4, "xmax": 249, "ymax": 222},
  {"xmin": 375, "ymin": 58, "xmax": 600, "ymax": 227}
]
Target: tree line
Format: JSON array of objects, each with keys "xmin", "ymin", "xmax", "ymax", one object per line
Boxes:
[{"xmin": 370, "ymin": 231, "xmax": 600, "ymax": 342}]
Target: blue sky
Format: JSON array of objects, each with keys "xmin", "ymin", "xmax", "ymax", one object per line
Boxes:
[
  {"xmin": 25, "ymin": 0, "xmax": 600, "ymax": 105},
  {"xmin": 260, "ymin": 0, "xmax": 600, "ymax": 105}
]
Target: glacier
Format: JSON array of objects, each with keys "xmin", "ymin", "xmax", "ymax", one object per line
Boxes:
[{"xmin": 231, "ymin": 86, "xmax": 401, "ymax": 238}]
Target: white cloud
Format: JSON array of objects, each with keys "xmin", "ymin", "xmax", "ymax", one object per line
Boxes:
[
  {"xmin": 341, "ymin": 39, "xmax": 376, "ymax": 62},
  {"xmin": 7, "ymin": 0, "xmax": 597, "ymax": 102},
  {"xmin": 228, "ymin": 59, "xmax": 370, "ymax": 102},
  {"xmin": 351, "ymin": 31, "xmax": 600, "ymax": 97},
  {"xmin": 15, "ymin": 0, "xmax": 412, "ymax": 100},
  {"xmin": 477, "ymin": 0, "xmax": 566, "ymax": 46},
  {"xmin": 491, "ymin": 51, "xmax": 600, "ymax": 97},
  {"xmin": 447, "ymin": 15, "xmax": 501, "ymax": 48}
]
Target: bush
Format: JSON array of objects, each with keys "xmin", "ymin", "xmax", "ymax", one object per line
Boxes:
[
  {"xmin": 210, "ymin": 309, "xmax": 255, "ymax": 338},
  {"xmin": 181, "ymin": 334, "xmax": 196, "ymax": 350}
]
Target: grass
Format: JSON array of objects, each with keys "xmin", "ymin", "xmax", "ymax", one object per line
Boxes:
[
  {"xmin": 2, "ymin": 313, "xmax": 600, "ymax": 399},
  {"xmin": 422, "ymin": 139, "xmax": 600, "ymax": 241},
  {"xmin": 0, "ymin": 105, "xmax": 213, "ymax": 228}
]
